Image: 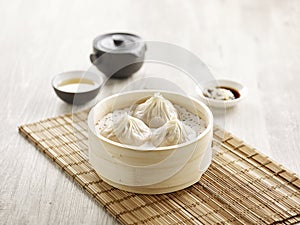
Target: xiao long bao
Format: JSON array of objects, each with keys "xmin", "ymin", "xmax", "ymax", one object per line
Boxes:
[
  {"xmin": 96, "ymin": 93, "xmax": 206, "ymax": 148},
  {"xmin": 133, "ymin": 93, "xmax": 178, "ymax": 128},
  {"xmin": 98, "ymin": 113, "xmax": 151, "ymax": 146}
]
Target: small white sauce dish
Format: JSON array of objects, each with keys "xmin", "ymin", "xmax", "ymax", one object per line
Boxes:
[
  {"xmin": 52, "ymin": 70, "xmax": 103, "ymax": 105},
  {"xmin": 196, "ymin": 79, "xmax": 247, "ymax": 109}
]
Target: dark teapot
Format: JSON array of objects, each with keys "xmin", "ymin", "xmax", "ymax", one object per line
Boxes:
[{"xmin": 90, "ymin": 33, "xmax": 146, "ymax": 79}]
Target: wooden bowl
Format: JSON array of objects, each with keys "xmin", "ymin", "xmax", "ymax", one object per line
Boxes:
[{"xmin": 88, "ymin": 90, "xmax": 213, "ymax": 194}]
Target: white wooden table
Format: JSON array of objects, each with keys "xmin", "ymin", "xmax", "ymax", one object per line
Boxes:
[{"xmin": 1, "ymin": 0, "xmax": 299, "ymax": 224}]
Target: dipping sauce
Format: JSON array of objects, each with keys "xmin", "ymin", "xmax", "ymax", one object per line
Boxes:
[
  {"xmin": 203, "ymin": 86, "xmax": 240, "ymax": 100},
  {"xmin": 58, "ymin": 78, "xmax": 98, "ymax": 93}
]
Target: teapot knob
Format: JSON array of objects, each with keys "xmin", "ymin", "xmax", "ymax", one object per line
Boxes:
[{"xmin": 112, "ymin": 35, "xmax": 124, "ymax": 46}]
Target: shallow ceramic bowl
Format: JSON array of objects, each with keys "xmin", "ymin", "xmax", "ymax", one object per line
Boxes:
[
  {"xmin": 88, "ymin": 90, "xmax": 213, "ymax": 194},
  {"xmin": 196, "ymin": 79, "xmax": 247, "ymax": 108},
  {"xmin": 52, "ymin": 70, "xmax": 103, "ymax": 105}
]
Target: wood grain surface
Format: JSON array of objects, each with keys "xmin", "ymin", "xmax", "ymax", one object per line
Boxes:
[{"xmin": 1, "ymin": 0, "xmax": 300, "ymax": 224}]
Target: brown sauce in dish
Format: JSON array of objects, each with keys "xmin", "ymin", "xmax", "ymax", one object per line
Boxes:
[{"xmin": 217, "ymin": 86, "xmax": 240, "ymax": 99}]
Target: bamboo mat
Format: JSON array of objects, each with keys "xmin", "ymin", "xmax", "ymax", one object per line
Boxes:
[{"xmin": 19, "ymin": 110, "xmax": 300, "ymax": 225}]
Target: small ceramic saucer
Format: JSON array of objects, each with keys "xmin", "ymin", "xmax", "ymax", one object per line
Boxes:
[{"xmin": 196, "ymin": 79, "xmax": 247, "ymax": 108}]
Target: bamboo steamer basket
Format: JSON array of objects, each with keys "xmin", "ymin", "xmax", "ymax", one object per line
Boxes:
[{"xmin": 88, "ymin": 90, "xmax": 213, "ymax": 194}]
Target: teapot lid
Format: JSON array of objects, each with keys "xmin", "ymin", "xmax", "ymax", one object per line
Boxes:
[{"xmin": 93, "ymin": 33, "xmax": 146, "ymax": 55}]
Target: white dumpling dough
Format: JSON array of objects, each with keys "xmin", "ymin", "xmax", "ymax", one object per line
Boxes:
[
  {"xmin": 151, "ymin": 119, "xmax": 196, "ymax": 147},
  {"xmin": 100, "ymin": 113, "xmax": 151, "ymax": 146},
  {"xmin": 133, "ymin": 93, "xmax": 178, "ymax": 128}
]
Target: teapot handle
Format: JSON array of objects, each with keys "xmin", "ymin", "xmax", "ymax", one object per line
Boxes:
[{"xmin": 90, "ymin": 54, "xmax": 98, "ymax": 64}]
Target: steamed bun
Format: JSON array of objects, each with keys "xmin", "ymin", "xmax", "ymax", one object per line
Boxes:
[{"xmin": 133, "ymin": 93, "xmax": 178, "ymax": 128}]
